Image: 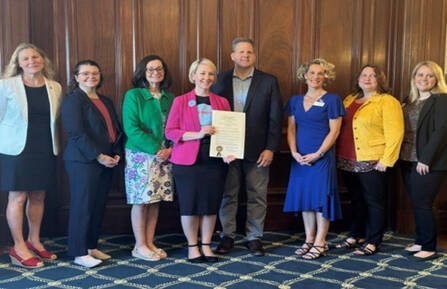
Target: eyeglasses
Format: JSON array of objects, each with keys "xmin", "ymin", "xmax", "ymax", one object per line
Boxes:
[
  {"xmin": 146, "ymin": 67, "xmax": 164, "ymax": 74},
  {"xmin": 78, "ymin": 72, "xmax": 100, "ymax": 77}
]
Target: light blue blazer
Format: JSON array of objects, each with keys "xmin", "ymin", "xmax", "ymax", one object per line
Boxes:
[{"xmin": 0, "ymin": 75, "xmax": 62, "ymax": 155}]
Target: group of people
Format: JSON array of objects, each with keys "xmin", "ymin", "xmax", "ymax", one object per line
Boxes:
[{"xmin": 0, "ymin": 37, "xmax": 446, "ymax": 269}]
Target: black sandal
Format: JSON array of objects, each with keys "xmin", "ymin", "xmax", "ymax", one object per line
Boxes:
[
  {"xmin": 201, "ymin": 243, "xmax": 218, "ymax": 262},
  {"xmin": 294, "ymin": 242, "xmax": 313, "ymax": 256},
  {"xmin": 301, "ymin": 244, "xmax": 328, "ymax": 260},
  {"xmin": 187, "ymin": 244, "xmax": 204, "ymax": 263},
  {"xmin": 354, "ymin": 244, "xmax": 377, "ymax": 256},
  {"xmin": 335, "ymin": 238, "xmax": 357, "ymax": 249}
]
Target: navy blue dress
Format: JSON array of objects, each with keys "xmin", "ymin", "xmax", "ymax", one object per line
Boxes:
[{"xmin": 283, "ymin": 93, "xmax": 345, "ymax": 221}]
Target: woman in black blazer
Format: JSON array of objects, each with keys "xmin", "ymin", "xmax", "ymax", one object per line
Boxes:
[
  {"xmin": 400, "ymin": 60, "xmax": 447, "ymax": 261},
  {"xmin": 62, "ymin": 60, "xmax": 122, "ymax": 268}
]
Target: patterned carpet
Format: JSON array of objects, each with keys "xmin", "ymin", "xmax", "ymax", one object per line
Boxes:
[{"xmin": 0, "ymin": 231, "xmax": 446, "ymax": 289}]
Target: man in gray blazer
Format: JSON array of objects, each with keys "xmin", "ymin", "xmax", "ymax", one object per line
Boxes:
[{"xmin": 211, "ymin": 37, "xmax": 282, "ymax": 256}]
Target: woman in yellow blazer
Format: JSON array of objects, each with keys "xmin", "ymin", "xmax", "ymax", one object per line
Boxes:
[{"xmin": 335, "ymin": 64, "xmax": 404, "ymax": 255}]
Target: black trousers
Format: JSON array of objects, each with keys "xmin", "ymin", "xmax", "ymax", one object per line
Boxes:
[
  {"xmin": 341, "ymin": 170, "xmax": 387, "ymax": 246},
  {"xmin": 65, "ymin": 161, "xmax": 113, "ymax": 257},
  {"xmin": 400, "ymin": 161, "xmax": 446, "ymax": 251}
]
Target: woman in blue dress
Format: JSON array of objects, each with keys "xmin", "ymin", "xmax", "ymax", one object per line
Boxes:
[{"xmin": 283, "ymin": 58, "xmax": 345, "ymax": 260}]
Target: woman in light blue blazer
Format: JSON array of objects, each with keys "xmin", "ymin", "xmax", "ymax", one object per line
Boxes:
[{"xmin": 0, "ymin": 43, "xmax": 62, "ymax": 268}]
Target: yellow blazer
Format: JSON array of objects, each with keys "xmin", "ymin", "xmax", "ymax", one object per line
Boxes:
[{"xmin": 343, "ymin": 92, "xmax": 404, "ymax": 167}]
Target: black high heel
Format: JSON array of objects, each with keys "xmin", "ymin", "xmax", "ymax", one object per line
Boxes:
[
  {"xmin": 201, "ymin": 243, "xmax": 219, "ymax": 262},
  {"xmin": 187, "ymin": 244, "xmax": 204, "ymax": 263}
]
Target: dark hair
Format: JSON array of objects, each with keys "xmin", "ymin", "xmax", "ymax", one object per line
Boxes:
[
  {"xmin": 68, "ymin": 59, "xmax": 103, "ymax": 93},
  {"xmin": 132, "ymin": 55, "xmax": 172, "ymax": 89},
  {"xmin": 351, "ymin": 64, "xmax": 391, "ymax": 98}
]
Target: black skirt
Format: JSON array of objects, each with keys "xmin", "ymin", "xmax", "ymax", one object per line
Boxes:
[
  {"xmin": 173, "ymin": 142, "xmax": 228, "ymax": 216},
  {"xmin": 0, "ymin": 85, "xmax": 55, "ymax": 191}
]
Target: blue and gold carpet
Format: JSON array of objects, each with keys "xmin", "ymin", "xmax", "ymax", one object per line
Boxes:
[{"xmin": 0, "ymin": 232, "xmax": 446, "ymax": 289}]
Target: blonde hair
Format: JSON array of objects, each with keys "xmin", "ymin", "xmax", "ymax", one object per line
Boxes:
[
  {"xmin": 188, "ymin": 58, "xmax": 217, "ymax": 84},
  {"xmin": 408, "ymin": 61, "xmax": 447, "ymax": 103},
  {"xmin": 296, "ymin": 58, "xmax": 336, "ymax": 85},
  {"xmin": 2, "ymin": 43, "xmax": 55, "ymax": 79}
]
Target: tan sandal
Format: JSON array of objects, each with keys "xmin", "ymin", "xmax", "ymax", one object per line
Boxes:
[
  {"xmin": 88, "ymin": 249, "xmax": 111, "ymax": 260},
  {"xmin": 155, "ymin": 248, "xmax": 167, "ymax": 259},
  {"xmin": 132, "ymin": 247, "xmax": 161, "ymax": 261}
]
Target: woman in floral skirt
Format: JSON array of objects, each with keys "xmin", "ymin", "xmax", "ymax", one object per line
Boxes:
[{"xmin": 123, "ymin": 55, "xmax": 174, "ymax": 261}]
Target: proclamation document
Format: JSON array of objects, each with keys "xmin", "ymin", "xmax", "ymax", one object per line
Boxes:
[{"xmin": 209, "ymin": 110, "xmax": 245, "ymax": 159}]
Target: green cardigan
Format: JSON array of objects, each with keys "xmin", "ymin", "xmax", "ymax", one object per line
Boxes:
[{"xmin": 122, "ymin": 88, "xmax": 174, "ymax": 154}]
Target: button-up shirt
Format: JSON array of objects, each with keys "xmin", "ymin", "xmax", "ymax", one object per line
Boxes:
[{"xmin": 232, "ymin": 68, "xmax": 254, "ymax": 112}]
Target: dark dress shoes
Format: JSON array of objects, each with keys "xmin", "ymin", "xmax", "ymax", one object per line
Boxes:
[
  {"xmin": 187, "ymin": 243, "xmax": 205, "ymax": 263},
  {"xmin": 203, "ymin": 255, "xmax": 219, "ymax": 262},
  {"xmin": 188, "ymin": 255, "xmax": 205, "ymax": 263},
  {"xmin": 247, "ymin": 239, "xmax": 265, "ymax": 256},
  {"xmin": 213, "ymin": 236, "xmax": 234, "ymax": 254}
]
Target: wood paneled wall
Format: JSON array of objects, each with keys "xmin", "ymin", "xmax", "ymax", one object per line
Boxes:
[{"xmin": 1, "ymin": 0, "xmax": 446, "ymax": 242}]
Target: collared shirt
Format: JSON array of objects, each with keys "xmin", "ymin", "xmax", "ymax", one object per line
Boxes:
[
  {"xmin": 122, "ymin": 88, "xmax": 174, "ymax": 154},
  {"xmin": 232, "ymin": 68, "xmax": 254, "ymax": 112}
]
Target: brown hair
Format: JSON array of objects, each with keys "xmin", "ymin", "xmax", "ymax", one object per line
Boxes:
[
  {"xmin": 351, "ymin": 64, "xmax": 391, "ymax": 98},
  {"xmin": 231, "ymin": 37, "xmax": 255, "ymax": 52}
]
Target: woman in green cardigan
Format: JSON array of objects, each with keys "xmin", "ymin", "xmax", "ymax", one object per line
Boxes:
[{"xmin": 122, "ymin": 55, "xmax": 174, "ymax": 261}]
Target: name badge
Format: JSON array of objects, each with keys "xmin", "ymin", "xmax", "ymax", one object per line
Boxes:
[{"xmin": 313, "ymin": 99, "xmax": 325, "ymax": 107}]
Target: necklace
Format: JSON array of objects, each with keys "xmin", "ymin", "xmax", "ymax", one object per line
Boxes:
[{"xmin": 304, "ymin": 91, "xmax": 325, "ymax": 101}]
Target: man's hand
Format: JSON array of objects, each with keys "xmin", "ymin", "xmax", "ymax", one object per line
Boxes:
[{"xmin": 257, "ymin": 150, "xmax": 274, "ymax": 167}]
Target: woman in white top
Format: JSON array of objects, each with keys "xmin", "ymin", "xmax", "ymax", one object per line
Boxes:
[{"xmin": 0, "ymin": 43, "xmax": 62, "ymax": 268}]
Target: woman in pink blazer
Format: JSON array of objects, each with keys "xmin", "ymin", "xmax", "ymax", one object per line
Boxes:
[{"xmin": 165, "ymin": 58, "xmax": 233, "ymax": 263}]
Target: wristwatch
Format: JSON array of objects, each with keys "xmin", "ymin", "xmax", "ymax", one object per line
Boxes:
[{"xmin": 319, "ymin": 151, "xmax": 324, "ymax": 158}]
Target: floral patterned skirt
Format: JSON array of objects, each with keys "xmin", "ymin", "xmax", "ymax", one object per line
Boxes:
[{"xmin": 124, "ymin": 148, "xmax": 173, "ymax": 204}]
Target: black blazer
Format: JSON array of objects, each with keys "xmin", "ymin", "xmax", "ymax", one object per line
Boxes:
[
  {"xmin": 61, "ymin": 88, "xmax": 123, "ymax": 163},
  {"xmin": 211, "ymin": 69, "xmax": 283, "ymax": 162},
  {"xmin": 416, "ymin": 93, "xmax": 447, "ymax": 170}
]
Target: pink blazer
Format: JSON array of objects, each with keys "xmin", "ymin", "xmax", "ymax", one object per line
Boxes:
[{"xmin": 165, "ymin": 90, "xmax": 230, "ymax": 165}]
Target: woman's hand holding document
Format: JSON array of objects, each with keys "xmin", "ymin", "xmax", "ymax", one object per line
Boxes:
[{"xmin": 209, "ymin": 110, "xmax": 245, "ymax": 159}]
